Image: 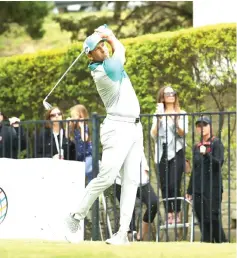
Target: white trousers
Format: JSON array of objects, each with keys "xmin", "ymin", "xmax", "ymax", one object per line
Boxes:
[{"xmin": 73, "ymin": 117, "xmax": 143, "ymax": 233}]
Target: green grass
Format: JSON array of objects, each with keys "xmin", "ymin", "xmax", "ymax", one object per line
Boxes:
[{"xmin": 0, "ymin": 240, "xmax": 235, "ymax": 258}]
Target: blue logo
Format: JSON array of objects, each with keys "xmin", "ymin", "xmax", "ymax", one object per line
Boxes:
[{"xmin": 0, "ymin": 188, "xmax": 8, "ymax": 225}]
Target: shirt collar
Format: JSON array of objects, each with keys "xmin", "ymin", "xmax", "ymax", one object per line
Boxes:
[{"xmin": 88, "ymin": 61, "xmax": 103, "ymax": 71}]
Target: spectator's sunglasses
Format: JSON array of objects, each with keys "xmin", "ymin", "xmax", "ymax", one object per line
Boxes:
[
  {"xmin": 50, "ymin": 112, "xmax": 62, "ymax": 118},
  {"xmin": 164, "ymin": 91, "xmax": 176, "ymax": 97}
]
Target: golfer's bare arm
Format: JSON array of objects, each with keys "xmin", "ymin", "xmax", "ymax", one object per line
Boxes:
[
  {"xmin": 106, "ymin": 36, "xmax": 126, "ymax": 64},
  {"xmin": 96, "ymin": 30, "xmax": 125, "ymax": 65}
]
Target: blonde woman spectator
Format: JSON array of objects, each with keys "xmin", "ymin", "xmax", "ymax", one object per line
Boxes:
[
  {"xmin": 67, "ymin": 104, "xmax": 93, "ymax": 182},
  {"xmin": 151, "ymin": 86, "xmax": 188, "ymax": 224}
]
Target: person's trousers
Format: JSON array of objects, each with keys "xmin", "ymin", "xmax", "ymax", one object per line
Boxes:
[
  {"xmin": 158, "ymin": 148, "xmax": 184, "ymax": 213},
  {"xmin": 73, "ymin": 117, "xmax": 143, "ymax": 233},
  {"xmin": 85, "ymin": 155, "xmax": 93, "ymax": 183},
  {"xmin": 193, "ymin": 193, "xmax": 227, "ymax": 243},
  {"xmin": 137, "ymin": 183, "xmax": 158, "ymax": 224},
  {"xmin": 115, "ymin": 183, "xmax": 158, "ymax": 231}
]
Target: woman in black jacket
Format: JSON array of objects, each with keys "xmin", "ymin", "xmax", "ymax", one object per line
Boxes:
[
  {"xmin": 36, "ymin": 107, "xmax": 75, "ymax": 160},
  {"xmin": 186, "ymin": 116, "xmax": 226, "ymax": 243}
]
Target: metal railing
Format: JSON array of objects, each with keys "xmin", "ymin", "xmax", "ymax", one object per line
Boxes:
[{"xmin": 0, "ymin": 111, "xmax": 236, "ymax": 242}]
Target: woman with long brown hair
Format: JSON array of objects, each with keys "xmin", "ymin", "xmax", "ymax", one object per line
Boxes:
[
  {"xmin": 36, "ymin": 106, "xmax": 75, "ymax": 160},
  {"xmin": 151, "ymin": 86, "xmax": 188, "ymax": 224}
]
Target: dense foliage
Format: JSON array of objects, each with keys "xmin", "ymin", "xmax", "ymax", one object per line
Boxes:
[
  {"xmin": 0, "ymin": 24, "xmax": 235, "ymax": 120},
  {"xmin": 0, "ymin": 2, "xmax": 51, "ymax": 39},
  {"xmin": 54, "ymin": 1, "xmax": 192, "ymax": 41}
]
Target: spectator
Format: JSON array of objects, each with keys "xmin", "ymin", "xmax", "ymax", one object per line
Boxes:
[
  {"xmin": 150, "ymin": 86, "xmax": 188, "ymax": 224},
  {"xmin": 115, "ymin": 152, "xmax": 158, "ymax": 241},
  {"xmin": 36, "ymin": 106, "xmax": 75, "ymax": 160},
  {"xmin": 186, "ymin": 116, "xmax": 227, "ymax": 243},
  {"xmin": 9, "ymin": 116, "xmax": 26, "ymax": 157},
  {"xmin": 0, "ymin": 111, "xmax": 26, "ymax": 158},
  {"xmin": 67, "ymin": 104, "xmax": 93, "ymax": 182}
]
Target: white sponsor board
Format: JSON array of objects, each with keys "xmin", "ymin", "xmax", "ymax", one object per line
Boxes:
[{"xmin": 0, "ymin": 158, "xmax": 85, "ymax": 241}]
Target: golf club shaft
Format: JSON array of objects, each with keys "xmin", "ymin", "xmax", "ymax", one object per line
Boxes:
[{"xmin": 44, "ymin": 50, "xmax": 85, "ymax": 100}]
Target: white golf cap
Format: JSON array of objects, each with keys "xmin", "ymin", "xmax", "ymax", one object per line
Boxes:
[{"xmin": 83, "ymin": 33, "xmax": 105, "ymax": 54}]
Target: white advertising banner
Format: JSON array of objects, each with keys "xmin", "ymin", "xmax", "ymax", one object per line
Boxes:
[{"xmin": 0, "ymin": 158, "xmax": 85, "ymax": 242}]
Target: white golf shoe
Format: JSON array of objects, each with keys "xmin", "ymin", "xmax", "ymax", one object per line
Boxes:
[
  {"xmin": 105, "ymin": 231, "xmax": 129, "ymax": 245},
  {"xmin": 64, "ymin": 213, "xmax": 82, "ymax": 244}
]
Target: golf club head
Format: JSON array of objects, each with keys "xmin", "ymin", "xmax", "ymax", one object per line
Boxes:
[{"xmin": 43, "ymin": 99, "xmax": 52, "ymax": 110}]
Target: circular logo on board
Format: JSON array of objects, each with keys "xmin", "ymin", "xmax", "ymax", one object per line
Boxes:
[{"xmin": 0, "ymin": 187, "xmax": 8, "ymax": 225}]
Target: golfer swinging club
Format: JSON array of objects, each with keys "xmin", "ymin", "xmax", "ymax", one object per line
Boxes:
[{"xmin": 65, "ymin": 24, "xmax": 143, "ymax": 245}]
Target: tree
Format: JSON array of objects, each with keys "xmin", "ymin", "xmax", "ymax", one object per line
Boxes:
[
  {"xmin": 113, "ymin": 1, "xmax": 192, "ymax": 37},
  {"xmin": 54, "ymin": 1, "xmax": 192, "ymax": 41},
  {"xmin": 0, "ymin": 2, "xmax": 51, "ymax": 39}
]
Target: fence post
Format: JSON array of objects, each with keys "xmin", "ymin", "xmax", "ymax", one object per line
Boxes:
[{"xmin": 91, "ymin": 112, "xmax": 100, "ymax": 241}]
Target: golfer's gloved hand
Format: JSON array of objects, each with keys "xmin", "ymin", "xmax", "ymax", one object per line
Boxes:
[{"xmin": 94, "ymin": 24, "xmax": 114, "ymax": 38}]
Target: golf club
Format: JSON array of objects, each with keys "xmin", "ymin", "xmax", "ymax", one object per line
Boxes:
[{"xmin": 43, "ymin": 50, "xmax": 85, "ymax": 110}]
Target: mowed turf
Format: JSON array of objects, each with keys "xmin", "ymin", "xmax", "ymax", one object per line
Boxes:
[{"xmin": 0, "ymin": 240, "xmax": 235, "ymax": 258}]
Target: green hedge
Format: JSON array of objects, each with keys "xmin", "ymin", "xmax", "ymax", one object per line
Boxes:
[
  {"xmin": 0, "ymin": 24, "xmax": 235, "ymax": 180},
  {"xmin": 0, "ymin": 23, "xmax": 236, "ymax": 120}
]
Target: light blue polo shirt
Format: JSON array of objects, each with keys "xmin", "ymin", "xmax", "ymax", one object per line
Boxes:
[{"xmin": 89, "ymin": 40, "xmax": 140, "ymax": 118}]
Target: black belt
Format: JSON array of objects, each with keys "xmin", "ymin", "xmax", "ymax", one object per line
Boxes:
[{"xmin": 106, "ymin": 114, "xmax": 140, "ymax": 123}]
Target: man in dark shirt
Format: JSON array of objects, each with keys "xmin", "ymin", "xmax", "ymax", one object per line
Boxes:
[
  {"xmin": 0, "ymin": 111, "xmax": 17, "ymax": 158},
  {"xmin": 186, "ymin": 116, "xmax": 226, "ymax": 243},
  {"xmin": 0, "ymin": 111, "xmax": 26, "ymax": 159}
]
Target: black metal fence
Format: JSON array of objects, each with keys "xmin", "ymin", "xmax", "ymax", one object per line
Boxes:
[{"xmin": 0, "ymin": 111, "xmax": 236, "ymax": 242}]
